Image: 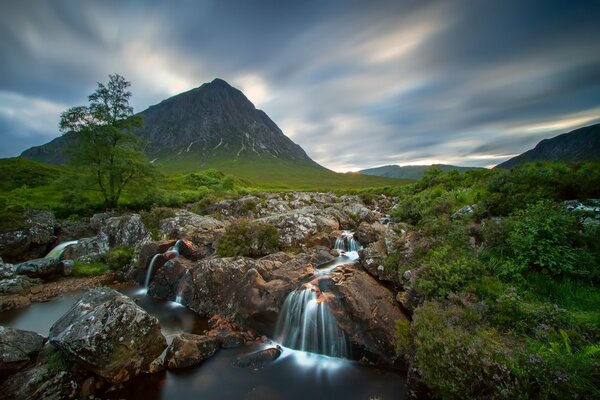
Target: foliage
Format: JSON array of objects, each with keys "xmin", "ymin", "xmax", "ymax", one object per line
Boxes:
[
  {"xmin": 140, "ymin": 207, "xmax": 176, "ymax": 239},
  {"xmin": 105, "ymin": 246, "xmax": 133, "ymax": 271},
  {"xmin": 217, "ymin": 220, "xmax": 280, "ymax": 257},
  {"xmin": 394, "ymin": 319, "xmax": 411, "ymax": 355},
  {"xmin": 72, "ymin": 261, "xmax": 109, "ymax": 277},
  {"xmin": 59, "ymin": 74, "xmax": 156, "ymax": 209}
]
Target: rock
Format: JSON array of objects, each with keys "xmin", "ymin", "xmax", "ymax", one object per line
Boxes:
[
  {"xmin": 233, "ymin": 346, "xmax": 282, "ymax": 368},
  {"xmin": 127, "ymin": 240, "xmax": 175, "ymax": 284},
  {"xmin": 396, "ymin": 287, "xmax": 422, "ymax": 314},
  {"xmin": 164, "ymin": 333, "xmax": 219, "ymax": 370},
  {"xmin": 206, "ymin": 315, "xmax": 246, "ymax": 348},
  {"xmin": 49, "ymin": 287, "xmax": 167, "ymax": 383},
  {"xmin": 147, "ymin": 356, "xmax": 165, "ymax": 373},
  {"xmin": 0, "ymin": 258, "xmax": 15, "ymax": 279},
  {"xmin": 258, "ymin": 207, "xmax": 340, "ymax": 248},
  {"xmin": 61, "ymin": 236, "xmax": 103, "ymax": 262},
  {"xmin": 0, "ymin": 327, "xmax": 46, "ymax": 376},
  {"xmin": 0, "ymin": 210, "xmax": 57, "ymax": 263},
  {"xmin": 14, "ymin": 258, "xmax": 65, "ymax": 280},
  {"xmin": 147, "ymin": 257, "xmax": 194, "ymax": 302},
  {"xmin": 328, "ymin": 265, "xmax": 408, "ymax": 366},
  {"xmin": 56, "ymin": 219, "xmax": 94, "ymax": 242},
  {"xmin": 356, "ymin": 222, "xmax": 385, "ymax": 244},
  {"xmin": 451, "ymin": 205, "xmax": 475, "ymax": 220},
  {"xmin": 97, "ymin": 213, "xmax": 152, "ymax": 253},
  {"xmin": 0, "ymin": 275, "xmax": 39, "ymax": 295},
  {"xmin": 61, "ymin": 259, "xmax": 74, "ymax": 276},
  {"xmin": 0, "ymin": 361, "xmax": 79, "ymax": 400},
  {"xmin": 159, "ymin": 211, "xmax": 226, "ymax": 249}
]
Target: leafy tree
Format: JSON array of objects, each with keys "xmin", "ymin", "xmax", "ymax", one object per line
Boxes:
[{"xmin": 59, "ymin": 74, "xmax": 155, "ymax": 209}]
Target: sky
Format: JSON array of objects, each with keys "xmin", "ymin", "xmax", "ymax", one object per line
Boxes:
[{"xmin": 1, "ymin": 0, "xmax": 599, "ymax": 171}]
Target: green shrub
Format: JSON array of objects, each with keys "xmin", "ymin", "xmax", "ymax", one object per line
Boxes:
[
  {"xmin": 140, "ymin": 207, "xmax": 176, "ymax": 239},
  {"xmin": 416, "ymin": 245, "xmax": 481, "ymax": 298},
  {"xmin": 217, "ymin": 220, "xmax": 280, "ymax": 257},
  {"xmin": 72, "ymin": 261, "xmax": 109, "ymax": 277},
  {"xmin": 504, "ymin": 201, "xmax": 584, "ymax": 277},
  {"xmin": 394, "ymin": 319, "xmax": 411, "ymax": 355},
  {"xmin": 105, "ymin": 246, "xmax": 133, "ymax": 271}
]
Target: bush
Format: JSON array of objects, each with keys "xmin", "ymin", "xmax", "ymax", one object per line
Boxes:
[
  {"xmin": 394, "ymin": 319, "xmax": 411, "ymax": 355},
  {"xmin": 504, "ymin": 201, "xmax": 584, "ymax": 277},
  {"xmin": 416, "ymin": 245, "xmax": 481, "ymax": 298},
  {"xmin": 217, "ymin": 220, "xmax": 280, "ymax": 257},
  {"xmin": 105, "ymin": 246, "xmax": 133, "ymax": 271},
  {"xmin": 140, "ymin": 207, "xmax": 176, "ymax": 239}
]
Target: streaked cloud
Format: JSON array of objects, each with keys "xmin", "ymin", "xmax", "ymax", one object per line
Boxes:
[{"xmin": 0, "ymin": 0, "xmax": 599, "ymax": 169}]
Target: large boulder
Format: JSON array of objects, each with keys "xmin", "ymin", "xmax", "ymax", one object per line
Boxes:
[
  {"xmin": 327, "ymin": 264, "xmax": 408, "ymax": 366},
  {"xmin": 164, "ymin": 333, "xmax": 219, "ymax": 370},
  {"xmin": 147, "ymin": 257, "xmax": 194, "ymax": 302},
  {"xmin": 0, "ymin": 327, "xmax": 46, "ymax": 376},
  {"xmin": 258, "ymin": 207, "xmax": 340, "ymax": 248},
  {"xmin": 49, "ymin": 287, "xmax": 167, "ymax": 383},
  {"xmin": 61, "ymin": 237, "xmax": 103, "ymax": 262},
  {"xmin": 14, "ymin": 258, "xmax": 68, "ymax": 280},
  {"xmin": 126, "ymin": 240, "xmax": 175, "ymax": 284},
  {"xmin": 159, "ymin": 210, "xmax": 226, "ymax": 250},
  {"xmin": 0, "ymin": 210, "xmax": 58, "ymax": 263},
  {"xmin": 97, "ymin": 213, "xmax": 151, "ymax": 254}
]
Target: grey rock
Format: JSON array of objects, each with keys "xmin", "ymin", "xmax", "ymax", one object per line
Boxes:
[
  {"xmin": 49, "ymin": 287, "xmax": 167, "ymax": 383},
  {"xmin": 0, "ymin": 210, "xmax": 57, "ymax": 263},
  {"xmin": 0, "ymin": 326, "xmax": 46, "ymax": 376},
  {"xmin": 15, "ymin": 258, "xmax": 64, "ymax": 279},
  {"xmin": 164, "ymin": 333, "xmax": 219, "ymax": 370},
  {"xmin": 233, "ymin": 346, "xmax": 282, "ymax": 368},
  {"xmin": 97, "ymin": 213, "xmax": 151, "ymax": 253}
]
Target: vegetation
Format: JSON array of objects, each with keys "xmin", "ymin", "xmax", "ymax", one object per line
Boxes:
[
  {"xmin": 384, "ymin": 162, "xmax": 600, "ymax": 399},
  {"xmin": 59, "ymin": 74, "xmax": 156, "ymax": 209},
  {"xmin": 72, "ymin": 261, "xmax": 109, "ymax": 277},
  {"xmin": 217, "ymin": 219, "xmax": 280, "ymax": 257}
]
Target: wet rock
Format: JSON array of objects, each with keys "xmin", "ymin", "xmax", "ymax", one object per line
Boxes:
[
  {"xmin": 61, "ymin": 259, "xmax": 74, "ymax": 276},
  {"xmin": 14, "ymin": 258, "xmax": 66, "ymax": 280},
  {"xmin": 0, "ymin": 210, "xmax": 57, "ymax": 263},
  {"xmin": 49, "ymin": 287, "xmax": 167, "ymax": 383},
  {"xmin": 207, "ymin": 315, "xmax": 246, "ymax": 348},
  {"xmin": 0, "ymin": 327, "xmax": 46, "ymax": 376},
  {"xmin": 328, "ymin": 266, "xmax": 407, "ymax": 366},
  {"xmin": 0, "ymin": 361, "xmax": 79, "ymax": 400},
  {"xmin": 355, "ymin": 222, "xmax": 385, "ymax": 244},
  {"xmin": 0, "ymin": 257, "xmax": 15, "ymax": 279},
  {"xmin": 147, "ymin": 257, "xmax": 194, "ymax": 302},
  {"xmin": 127, "ymin": 240, "xmax": 175, "ymax": 284},
  {"xmin": 233, "ymin": 346, "xmax": 282, "ymax": 368},
  {"xmin": 147, "ymin": 356, "xmax": 165, "ymax": 373},
  {"xmin": 97, "ymin": 213, "xmax": 152, "ymax": 253},
  {"xmin": 164, "ymin": 333, "xmax": 219, "ymax": 370}
]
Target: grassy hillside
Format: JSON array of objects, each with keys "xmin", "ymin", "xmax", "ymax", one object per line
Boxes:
[
  {"xmin": 360, "ymin": 163, "xmax": 484, "ymax": 180},
  {"xmin": 154, "ymin": 152, "xmax": 409, "ymax": 190}
]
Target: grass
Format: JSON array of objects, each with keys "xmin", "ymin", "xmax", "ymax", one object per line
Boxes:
[{"xmin": 72, "ymin": 261, "xmax": 109, "ymax": 277}]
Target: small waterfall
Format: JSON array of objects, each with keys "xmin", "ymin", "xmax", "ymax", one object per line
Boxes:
[
  {"xmin": 275, "ymin": 284, "xmax": 348, "ymax": 358},
  {"xmin": 334, "ymin": 231, "xmax": 360, "ymax": 253},
  {"xmin": 45, "ymin": 240, "xmax": 78, "ymax": 260},
  {"xmin": 144, "ymin": 240, "xmax": 184, "ymax": 291},
  {"xmin": 144, "ymin": 254, "xmax": 162, "ymax": 289},
  {"xmin": 174, "ymin": 270, "xmax": 190, "ymax": 304}
]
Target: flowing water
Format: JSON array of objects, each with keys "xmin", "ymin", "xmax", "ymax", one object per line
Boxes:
[
  {"xmin": 45, "ymin": 240, "xmax": 78, "ymax": 260},
  {"xmin": 0, "ymin": 233, "xmax": 407, "ymax": 399},
  {"xmin": 143, "ymin": 240, "xmax": 184, "ymax": 291}
]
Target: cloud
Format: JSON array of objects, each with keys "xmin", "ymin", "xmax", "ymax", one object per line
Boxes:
[{"xmin": 0, "ymin": 0, "xmax": 599, "ymax": 170}]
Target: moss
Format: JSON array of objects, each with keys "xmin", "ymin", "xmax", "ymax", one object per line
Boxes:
[{"xmin": 72, "ymin": 261, "xmax": 109, "ymax": 277}]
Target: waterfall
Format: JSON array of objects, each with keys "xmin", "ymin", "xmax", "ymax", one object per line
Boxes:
[
  {"xmin": 275, "ymin": 284, "xmax": 348, "ymax": 358},
  {"xmin": 45, "ymin": 240, "xmax": 78, "ymax": 260},
  {"xmin": 144, "ymin": 240, "xmax": 184, "ymax": 291},
  {"xmin": 334, "ymin": 231, "xmax": 360, "ymax": 253},
  {"xmin": 174, "ymin": 270, "xmax": 190, "ymax": 304}
]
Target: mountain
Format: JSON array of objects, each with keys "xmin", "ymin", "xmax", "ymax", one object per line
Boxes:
[
  {"xmin": 360, "ymin": 164, "xmax": 483, "ymax": 180},
  {"xmin": 20, "ymin": 79, "xmax": 404, "ymax": 188},
  {"xmin": 496, "ymin": 123, "xmax": 600, "ymax": 169}
]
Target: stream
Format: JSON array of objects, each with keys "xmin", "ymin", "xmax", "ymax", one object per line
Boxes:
[{"xmin": 0, "ymin": 234, "xmax": 408, "ymax": 399}]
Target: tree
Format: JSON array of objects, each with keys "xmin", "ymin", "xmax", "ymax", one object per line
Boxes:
[{"xmin": 59, "ymin": 74, "xmax": 155, "ymax": 209}]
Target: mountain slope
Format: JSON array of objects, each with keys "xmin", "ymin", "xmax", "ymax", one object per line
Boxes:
[
  {"xmin": 496, "ymin": 123, "xmax": 600, "ymax": 169},
  {"xmin": 360, "ymin": 164, "xmax": 483, "ymax": 180},
  {"xmin": 20, "ymin": 79, "xmax": 407, "ymax": 188}
]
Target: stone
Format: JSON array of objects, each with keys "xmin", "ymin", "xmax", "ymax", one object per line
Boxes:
[
  {"xmin": 14, "ymin": 258, "xmax": 65, "ymax": 279},
  {"xmin": 0, "ymin": 275, "xmax": 39, "ymax": 295},
  {"xmin": 61, "ymin": 236, "xmax": 103, "ymax": 262},
  {"xmin": 0, "ymin": 327, "xmax": 46, "ymax": 376},
  {"xmin": 233, "ymin": 346, "xmax": 282, "ymax": 368},
  {"xmin": 49, "ymin": 287, "xmax": 167, "ymax": 383},
  {"xmin": 0, "ymin": 210, "xmax": 57, "ymax": 263},
  {"xmin": 159, "ymin": 210, "xmax": 226, "ymax": 248},
  {"xmin": 164, "ymin": 333, "xmax": 219, "ymax": 370},
  {"xmin": 97, "ymin": 213, "xmax": 152, "ymax": 253},
  {"xmin": 61, "ymin": 259, "xmax": 74, "ymax": 276}
]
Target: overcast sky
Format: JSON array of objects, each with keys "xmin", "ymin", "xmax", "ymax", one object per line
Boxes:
[{"xmin": 1, "ymin": 0, "xmax": 599, "ymax": 171}]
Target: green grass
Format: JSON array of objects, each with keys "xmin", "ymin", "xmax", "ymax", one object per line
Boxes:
[{"xmin": 72, "ymin": 261, "xmax": 109, "ymax": 277}]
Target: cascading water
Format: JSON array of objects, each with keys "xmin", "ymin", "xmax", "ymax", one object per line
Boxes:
[
  {"xmin": 144, "ymin": 239, "xmax": 184, "ymax": 291},
  {"xmin": 174, "ymin": 270, "xmax": 190, "ymax": 304},
  {"xmin": 45, "ymin": 240, "xmax": 78, "ymax": 260},
  {"xmin": 275, "ymin": 284, "xmax": 348, "ymax": 358},
  {"xmin": 275, "ymin": 231, "xmax": 361, "ymax": 359}
]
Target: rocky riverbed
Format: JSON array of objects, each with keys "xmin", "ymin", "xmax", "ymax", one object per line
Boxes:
[{"xmin": 0, "ymin": 191, "xmax": 415, "ymax": 399}]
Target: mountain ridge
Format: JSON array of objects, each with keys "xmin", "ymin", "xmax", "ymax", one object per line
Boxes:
[
  {"xmin": 495, "ymin": 123, "xmax": 600, "ymax": 168},
  {"xmin": 360, "ymin": 164, "xmax": 483, "ymax": 180}
]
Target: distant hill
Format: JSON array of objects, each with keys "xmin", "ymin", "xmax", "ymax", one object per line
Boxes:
[
  {"xmin": 19, "ymin": 79, "xmax": 406, "ymax": 188},
  {"xmin": 496, "ymin": 123, "xmax": 600, "ymax": 169},
  {"xmin": 359, "ymin": 164, "xmax": 483, "ymax": 180}
]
